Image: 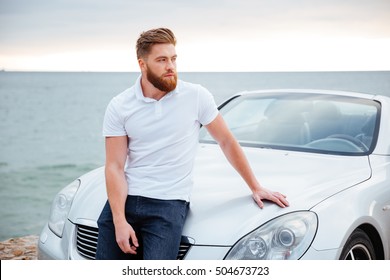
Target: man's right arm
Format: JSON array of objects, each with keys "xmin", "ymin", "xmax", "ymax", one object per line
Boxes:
[{"xmin": 105, "ymin": 136, "xmax": 139, "ymax": 254}]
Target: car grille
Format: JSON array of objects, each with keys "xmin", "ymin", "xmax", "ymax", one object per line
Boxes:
[
  {"xmin": 76, "ymin": 224, "xmax": 193, "ymax": 260},
  {"xmin": 76, "ymin": 224, "xmax": 99, "ymax": 260}
]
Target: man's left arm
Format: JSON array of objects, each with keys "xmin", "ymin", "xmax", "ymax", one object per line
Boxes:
[{"xmin": 205, "ymin": 113, "xmax": 289, "ymax": 209}]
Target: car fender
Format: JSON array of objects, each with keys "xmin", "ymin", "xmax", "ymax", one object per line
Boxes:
[
  {"xmin": 67, "ymin": 166, "xmax": 106, "ymax": 222},
  {"xmin": 310, "ymin": 177, "xmax": 390, "ymax": 259}
]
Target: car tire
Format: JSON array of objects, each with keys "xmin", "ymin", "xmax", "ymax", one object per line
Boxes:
[{"xmin": 339, "ymin": 229, "xmax": 376, "ymax": 260}]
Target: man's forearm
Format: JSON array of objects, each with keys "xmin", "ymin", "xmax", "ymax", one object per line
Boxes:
[
  {"xmin": 105, "ymin": 166, "xmax": 129, "ymax": 225},
  {"xmin": 206, "ymin": 114, "xmax": 288, "ymax": 208},
  {"xmin": 219, "ymin": 137, "xmax": 261, "ymax": 192}
]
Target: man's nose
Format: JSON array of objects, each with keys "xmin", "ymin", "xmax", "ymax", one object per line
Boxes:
[{"xmin": 166, "ymin": 59, "xmax": 176, "ymax": 70}]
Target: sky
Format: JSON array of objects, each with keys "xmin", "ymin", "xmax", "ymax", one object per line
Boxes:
[{"xmin": 1, "ymin": 0, "xmax": 390, "ymax": 72}]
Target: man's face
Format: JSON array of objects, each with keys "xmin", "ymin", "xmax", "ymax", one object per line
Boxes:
[{"xmin": 142, "ymin": 43, "xmax": 178, "ymax": 92}]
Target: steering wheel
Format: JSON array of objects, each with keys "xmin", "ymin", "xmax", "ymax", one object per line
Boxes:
[{"xmin": 327, "ymin": 134, "xmax": 368, "ymax": 151}]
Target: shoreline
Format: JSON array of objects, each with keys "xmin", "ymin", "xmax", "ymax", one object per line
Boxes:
[{"xmin": 0, "ymin": 235, "xmax": 38, "ymax": 260}]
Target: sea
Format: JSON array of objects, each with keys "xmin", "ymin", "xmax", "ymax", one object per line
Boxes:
[{"xmin": 0, "ymin": 71, "xmax": 389, "ymax": 241}]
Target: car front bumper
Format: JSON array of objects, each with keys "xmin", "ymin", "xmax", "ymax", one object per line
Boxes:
[
  {"xmin": 38, "ymin": 220, "xmax": 86, "ymax": 260},
  {"xmin": 38, "ymin": 220, "xmax": 340, "ymax": 260}
]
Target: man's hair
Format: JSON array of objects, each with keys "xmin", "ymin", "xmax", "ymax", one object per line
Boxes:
[{"xmin": 136, "ymin": 28, "xmax": 177, "ymax": 59}]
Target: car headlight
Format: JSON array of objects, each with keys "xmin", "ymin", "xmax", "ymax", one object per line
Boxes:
[
  {"xmin": 225, "ymin": 211, "xmax": 317, "ymax": 260},
  {"xmin": 48, "ymin": 179, "xmax": 80, "ymax": 237}
]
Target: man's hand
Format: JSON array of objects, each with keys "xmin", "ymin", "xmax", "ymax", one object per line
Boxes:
[
  {"xmin": 252, "ymin": 188, "xmax": 289, "ymax": 209},
  {"xmin": 115, "ymin": 221, "xmax": 139, "ymax": 255}
]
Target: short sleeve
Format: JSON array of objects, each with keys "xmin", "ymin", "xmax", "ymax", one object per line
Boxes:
[
  {"xmin": 102, "ymin": 98, "xmax": 127, "ymax": 137},
  {"xmin": 197, "ymin": 86, "xmax": 219, "ymax": 126}
]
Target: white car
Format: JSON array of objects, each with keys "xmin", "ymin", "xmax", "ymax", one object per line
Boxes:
[{"xmin": 38, "ymin": 89, "xmax": 390, "ymax": 260}]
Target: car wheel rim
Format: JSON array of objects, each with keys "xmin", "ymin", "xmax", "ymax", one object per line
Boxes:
[{"xmin": 344, "ymin": 244, "xmax": 372, "ymax": 260}]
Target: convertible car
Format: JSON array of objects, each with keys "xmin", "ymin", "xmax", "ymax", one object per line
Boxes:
[{"xmin": 38, "ymin": 89, "xmax": 390, "ymax": 260}]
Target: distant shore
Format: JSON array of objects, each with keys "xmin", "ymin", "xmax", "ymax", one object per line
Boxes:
[{"xmin": 0, "ymin": 235, "xmax": 38, "ymax": 260}]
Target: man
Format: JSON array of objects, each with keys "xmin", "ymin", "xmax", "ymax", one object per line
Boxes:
[{"xmin": 96, "ymin": 28, "xmax": 289, "ymax": 260}]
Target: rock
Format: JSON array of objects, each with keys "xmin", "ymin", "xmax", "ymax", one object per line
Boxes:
[
  {"xmin": 12, "ymin": 249, "xmax": 24, "ymax": 256},
  {"xmin": 0, "ymin": 235, "xmax": 38, "ymax": 260}
]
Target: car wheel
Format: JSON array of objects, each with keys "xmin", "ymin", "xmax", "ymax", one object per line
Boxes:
[{"xmin": 339, "ymin": 229, "xmax": 376, "ymax": 260}]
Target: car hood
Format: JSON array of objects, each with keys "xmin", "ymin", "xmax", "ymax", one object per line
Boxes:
[
  {"xmin": 68, "ymin": 143, "xmax": 371, "ymax": 246},
  {"xmin": 182, "ymin": 144, "xmax": 371, "ymax": 246}
]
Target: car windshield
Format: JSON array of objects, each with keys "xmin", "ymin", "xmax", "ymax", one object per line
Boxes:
[{"xmin": 199, "ymin": 92, "xmax": 380, "ymax": 155}]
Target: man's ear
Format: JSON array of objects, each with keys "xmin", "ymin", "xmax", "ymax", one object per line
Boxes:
[{"xmin": 138, "ymin": 58, "xmax": 146, "ymax": 71}]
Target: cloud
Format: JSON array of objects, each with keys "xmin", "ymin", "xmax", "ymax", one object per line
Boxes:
[{"xmin": 0, "ymin": 0, "xmax": 389, "ymax": 71}]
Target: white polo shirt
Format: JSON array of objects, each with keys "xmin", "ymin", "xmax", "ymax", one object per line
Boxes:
[{"xmin": 103, "ymin": 76, "xmax": 218, "ymax": 201}]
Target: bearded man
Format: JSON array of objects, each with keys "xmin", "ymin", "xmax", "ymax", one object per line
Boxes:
[{"xmin": 96, "ymin": 28, "xmax": 289, "ymax": 260}]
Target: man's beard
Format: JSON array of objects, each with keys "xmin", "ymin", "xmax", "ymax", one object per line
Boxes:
[{"xmin": 146, "ymin": 67, "xmax": 177, "ymax": 93}]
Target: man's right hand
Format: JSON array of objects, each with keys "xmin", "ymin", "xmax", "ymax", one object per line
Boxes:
[{"xmin": 115, "ymin": 221, "xmax": 139, "ymax": 254}]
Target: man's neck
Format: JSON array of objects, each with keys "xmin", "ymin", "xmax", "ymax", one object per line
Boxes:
[{"xmin": 140, "ymin": 77, "xmax": 167, "ymax": 101}]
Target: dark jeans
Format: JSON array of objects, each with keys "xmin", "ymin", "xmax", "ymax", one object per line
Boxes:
[{"xmin": 95, "ymin": 195, "xmax": 189, "ymax": 260}]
